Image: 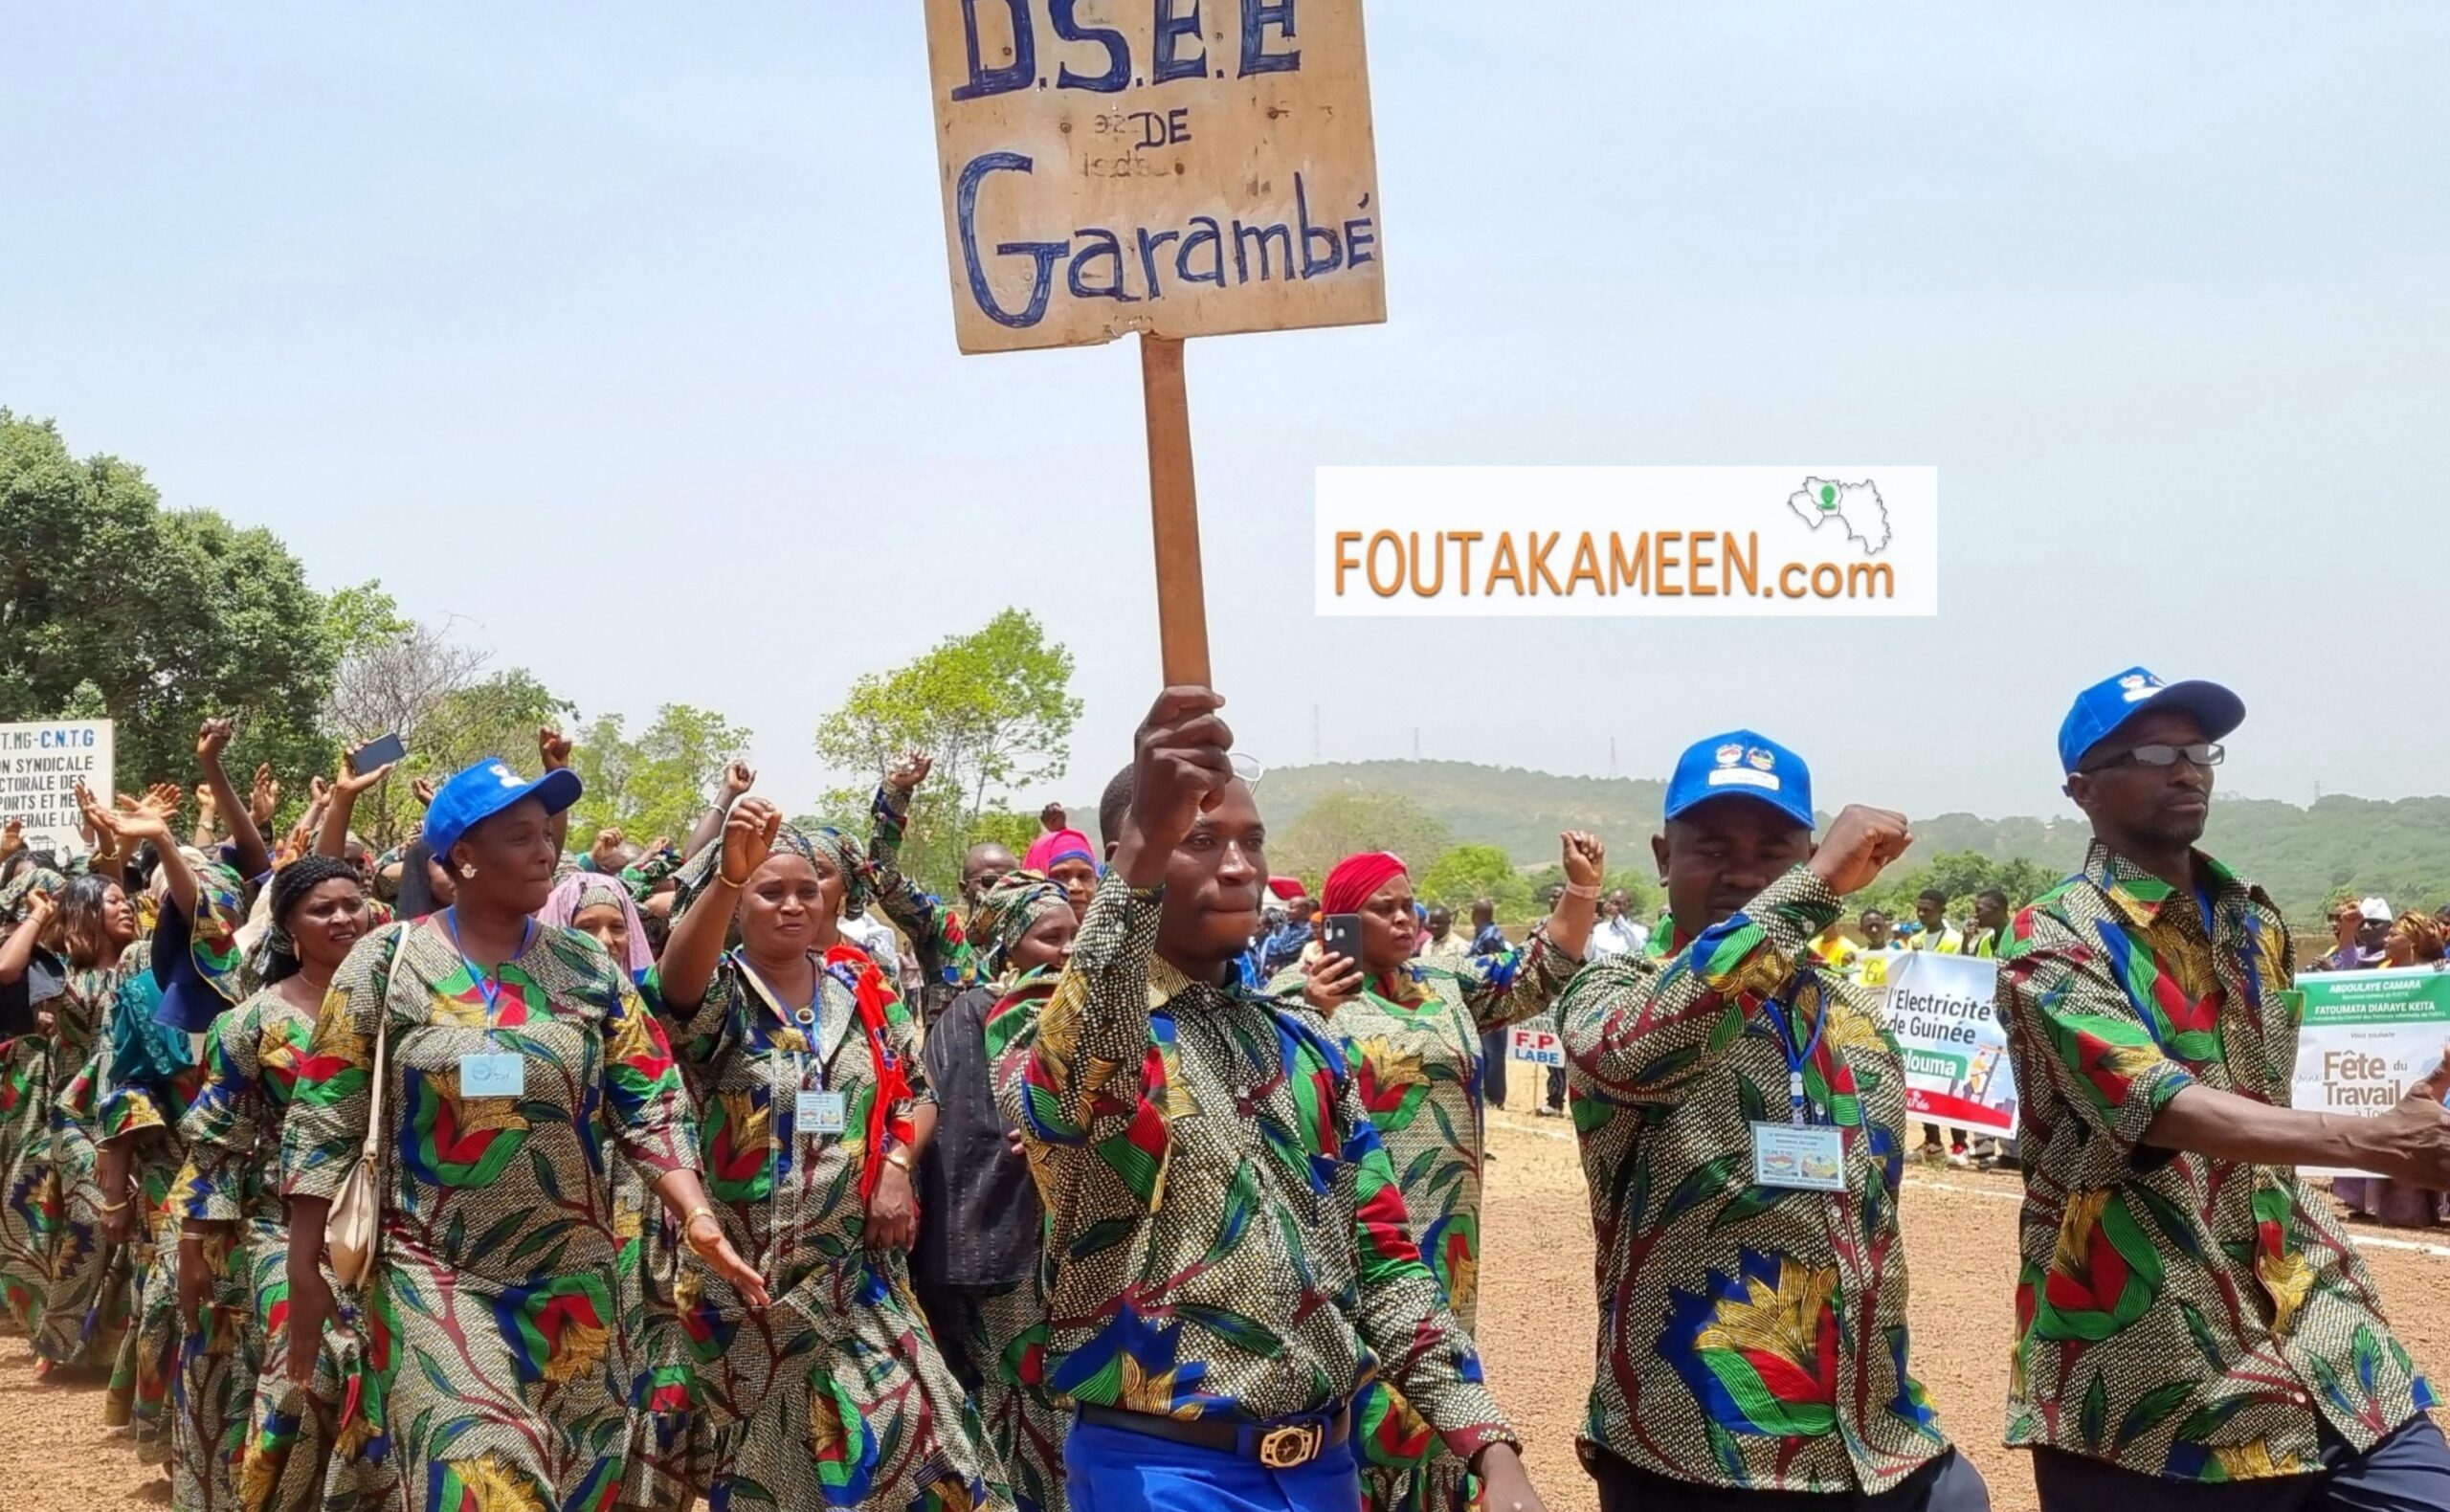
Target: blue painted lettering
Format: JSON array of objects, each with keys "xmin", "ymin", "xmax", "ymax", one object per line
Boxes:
[
  {"xmin": 1345, "ymin": 215, "xmax": 1375, "ymax": 268},
  {"xmin": 1136, "ymin": 227, "xmax": 1181, "ymax": 298},
  {"xmin": 1233, "ymin": 218, "xmax": 1293, "ymax": 282},
  {"xmin": 1238, "ymin": 0, "xmax": 1301, "ymax": 77},
  {"xmin": 1068, "ymin": 227, "xmax": 1136, "ymax": 301},
  {"xmin": 958, "ymin": 153, "xmax": 1068, "ymax": 327},
  {"xmin": 1176, "ymin": 216, "xmax": 1226, "ymax": 285},
  {"xmin": 952, "ymin": 0, "xmax": 1036, "ymax": 101},
  {"xmin": 1297, "ymin": 172, "xmax": 1341, "ymax": 278},
  {"xmin": 1049, "ymin": 0, "xmax": 1129, "ymax": 92},
  {"xmin": 1151, "ymin": 0, "xmax": 1206, "ymax": 83}
]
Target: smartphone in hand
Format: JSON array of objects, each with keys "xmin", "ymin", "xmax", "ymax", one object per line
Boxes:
[
  {"xmin": 350, "ymin": 732, "xmax": 408, "ymax": 775},
  {"xmin": 1323, "ymin": 913, "xmax": 1365, "ymax": 969}
]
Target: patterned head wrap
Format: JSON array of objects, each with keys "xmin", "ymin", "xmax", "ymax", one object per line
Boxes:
[
  {"xmin": 540, "ymin": 871, "xmax": 656, "ymax": 977},
  {"xmin": 1023, "ymin": 829, "xmax": 1099, "ymax": 875},
  {"xmin": 673, "ymin": 819, "xmax": 873, "ymax": 923},
  {"xmin": 968, "ymin": 869, "xmax": 1073, "ymax": 979},
  {"xmin": 1322, "ymin": 851, "xmax": 1409, "ymax": 918},
  {"xmin": 2387, "ymin": 910, "xmax": 2445, "ymax": 965},
  {"xmin": 0, "ymin": 865, "xmax": 67, "ymax": 928}
]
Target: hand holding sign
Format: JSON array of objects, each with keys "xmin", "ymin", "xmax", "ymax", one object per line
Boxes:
[{"xmin": 2344, "ymin": 1043, "xmax": 2450, "ymax": 1188}]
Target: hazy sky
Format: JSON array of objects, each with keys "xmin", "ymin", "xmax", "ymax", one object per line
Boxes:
[{"xmin": 6, "ymin": 4, "xmax": 2444, "ymax": 824}]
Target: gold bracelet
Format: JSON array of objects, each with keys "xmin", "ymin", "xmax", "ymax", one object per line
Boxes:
[
  {"xmin": 682, "ymin": 1205, "xmax": 718, "ymax": 1240},
  {"xmin": 100, "ymin": 1199, "xmax": 130, "ymax": 1214},
  {"xmin": 884, "ymin": 1148, "xmax": 913, "ymax": 1173}
]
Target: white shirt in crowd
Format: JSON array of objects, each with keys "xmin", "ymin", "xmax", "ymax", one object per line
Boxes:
[
  {"xmin": 1590, "ymin": 915, "xmax": 1649, "ymax": 958},
  {"xmin": 841, "ymin": 911, "xmax": 902, "ymax": 969}
]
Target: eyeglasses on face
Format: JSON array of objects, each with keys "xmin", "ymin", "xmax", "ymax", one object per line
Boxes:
[{"xmin": 2082, "ymin": 742, "xmax": 2224, "ymax": 774}]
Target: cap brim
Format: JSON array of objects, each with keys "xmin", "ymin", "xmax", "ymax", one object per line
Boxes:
[
  {"xmin": 2100, "ymin": 678, "xmax": 2246, "ymax": 753},
  {"xmin": 528, "ymin": 767, "xmax": 583, "ymax": 819}
]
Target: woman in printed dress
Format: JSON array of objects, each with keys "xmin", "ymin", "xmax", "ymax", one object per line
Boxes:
[
  {"xmin": 18, "ymin": 859, "xmax": 145, "ymax": 1378},
  {"xmin": 1269, "ymin": 833, "xmax": 1603, "ymax": 1512},
  {"xmin": 85, "ymin": 798, "xmax": 249, "ymax": 1443},
  {"xmin": 0, "ymin": 860, "xmax": 71, "ymax": 1330},
  {"xmin": 168, "ymin": 855, "xmax": 368, "ymax": 1512},
  {"xmin": 652, "ymin": 797, "xmax": 1011, "ymax": 1512},
  {"xmin": 913, "ymin": 871, "xmax": 1079, "ymax": 1512},
  {"xmin": 278, "ymin": 757, "xmax": 764, "ymax": 1512}
]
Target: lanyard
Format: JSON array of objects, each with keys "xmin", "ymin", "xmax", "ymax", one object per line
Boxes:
[
  {"xmin": 737, "ymin": 950, "xmax": 823, "ymax": 1034},
  {"xmin": 1759, "ymin": 980, "xmax": 1827, "ymax": 1126},
  {"xmin": 443, "ymin": 908, "xmax": 533, "ymax": 1018}
]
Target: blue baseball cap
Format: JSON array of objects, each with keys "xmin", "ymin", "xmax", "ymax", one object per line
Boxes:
[
  {"xmin": 2057, "ymin": 667, "xmax": 2245, "ymax": 774},
  {"xmin": 423, "ymin": 758, "xmax": 583, "ymax": 858},
  {"xmin": 1664, "ymin": 730, "xmax": 1815, "ymax": 833}
]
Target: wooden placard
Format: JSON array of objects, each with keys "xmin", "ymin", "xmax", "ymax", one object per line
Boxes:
[{"xmin": 924, "ymin": 0, "xmax": 1385, "ymax": 354}]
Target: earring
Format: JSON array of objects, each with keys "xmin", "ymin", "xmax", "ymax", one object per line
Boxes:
[{"xmin": 459, "ymin": 864, "xmax": 478, "ymax": 880}]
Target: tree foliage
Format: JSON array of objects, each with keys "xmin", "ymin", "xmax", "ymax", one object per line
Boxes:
[
  {"xmin": 813, "ymin": 609, "xmax": 1082, "ymax": 892},
  {"xmin": 568, "ymin": 704, "xmax": 752, "ymax": 847},
  {"xmin": 0, "ymin": 411, "xmax": 341, "ymax": 807},
  {"xmin": 1274, "ymin": 791, "xmax": 1457, "ymax": 885}
]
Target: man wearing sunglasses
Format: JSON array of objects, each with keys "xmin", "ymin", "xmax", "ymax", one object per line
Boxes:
[{"xmin": 1995, "ymin": 667, "xmax": 2450, "ymax": 1509}]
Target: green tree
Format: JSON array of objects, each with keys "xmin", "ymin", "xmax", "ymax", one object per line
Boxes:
[
  {"xmin": 0, "ymin": 411, "xmax": 341, "ymax": 808},
  {"xmin": 1415, "ymin": 843, "xmax": 1533, "ymax": 919},
  {"xmin": 813, "ymin": 609, "xmax": 1082, "ymax": 892},
  {"xmin": 568, "ymin": 704, "xmax": 752, "ymax": 846},
  {"xmin": 1274, "ymin": 792, "xmax": 1456, "ymax": 888}
]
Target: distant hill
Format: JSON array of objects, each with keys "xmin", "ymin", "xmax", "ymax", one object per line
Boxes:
[{"xmin": 1079, "ymin": 760, "xmax": 2450, "ymax": 926}]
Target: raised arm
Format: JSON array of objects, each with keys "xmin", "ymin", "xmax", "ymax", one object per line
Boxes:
[
  {"xmin": 195, "ymin": 719, "xmax": 271, "ymax": 879},
  {"xmin": 104, "ymin": 787, "xmax": 198, "ymax": 923},
  {"xmin": 1565, "ymin": 807, "xmax": 1907, "ymax": 1103},
  {"xmin": 656, "ymin": 799, "xmax": 776, "ymax": 1014},
  {"xmin": 0, "ymin": 890, "xmax": 56, "ymax": 987},
  {"xmin": 684, "ymin": 761, "xmax": 756, "ymax": 862},
  {"xmin": 318, "ymin": 742, "xmax": 397, "ymax": 859},
  {"xmin": 865, "ymin": 752, "xmax": 976, "ymax": 999},
  {"xmin": 538, "ymin": 725, "xmax": 574, "ymax": 857},
  {"xmin": 1447, "ymin": 830, "xmax": 1605, "ymax": 1033}
]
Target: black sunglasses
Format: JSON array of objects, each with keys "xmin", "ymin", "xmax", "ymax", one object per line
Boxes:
[{"xmin": 2081, "ymin": 742, "xmax": 2224, "ymax": 774}]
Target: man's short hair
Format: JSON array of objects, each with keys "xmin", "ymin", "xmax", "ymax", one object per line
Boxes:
[
  {"xmin": 1099, "ymin": 764, "xmax": 1135, "ymax": 851},
  {"xmin": 1917, "ymin": 887, "xmax": 1946, "ymax": 905},
  {"xmin": 1861, "ymin": 907, "xmax": 1889, "ymax": 923},
  {"xmin": 1977, "ymin": 887, "xmax": 2009, "ymax": 908}
]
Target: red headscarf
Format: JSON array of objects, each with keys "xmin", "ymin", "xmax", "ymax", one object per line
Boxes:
[{"xmin": 1322, "ymin": 851, "xmax": 1408, "ymax": 918}]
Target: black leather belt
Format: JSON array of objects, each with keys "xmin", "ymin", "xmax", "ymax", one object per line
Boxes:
[{"xmin": 1077, "ymin": 1402, "xmax": 1353, "ymax": 1469}]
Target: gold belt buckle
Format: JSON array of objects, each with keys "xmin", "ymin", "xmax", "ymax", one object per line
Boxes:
[{"xmin": 1257, "ymin": 1421, "xmax": 1324, "ymax": 1469}]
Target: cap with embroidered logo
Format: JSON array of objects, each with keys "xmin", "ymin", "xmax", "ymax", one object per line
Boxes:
[
  {"xmin": 2058, "ymin": 667, "xmax": 2245, "ymax": 774},
  {"xmin": 422, "ymin": 758, "xmax": 583, "ymax": 859},
  {"xmin": 1664, "ymin": 730, "xmax": 1815, "ymax": 833}
]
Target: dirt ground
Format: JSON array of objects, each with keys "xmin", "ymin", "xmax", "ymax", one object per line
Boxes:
[{"xmin": 5, "ymin": 1106, "xmax": 2449, "ymax": 1511}]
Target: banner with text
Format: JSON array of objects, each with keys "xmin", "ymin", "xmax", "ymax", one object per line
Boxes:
[
  {"xmin": 0, "ymin": 720, "xmax": 113, "ymax": 859},
  {"xmin": 2291, "ymin": 967, "xmax": 2450, "ymax": 1177},
  {"xmin": 924, "ymin": 0, "xmax": 1385, "ymax": 352},
  {"xmin": 1508, "ymin": 1024, "xmax": 1564, "ymax": 1067},
  {"xmin": 1877, "ymin": 949, "xmax": 2017, "ymax": 1137}
]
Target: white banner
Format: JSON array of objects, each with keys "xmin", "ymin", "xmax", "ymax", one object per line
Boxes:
[
  {"xmin": 2291, "ymin": 967, "xmax": 2450, "ymax": 1177},
  {"xmin": 1508, "ymin": 1024, "xmax": 1564, "ymax": 1066},
  {"xmin": 0, "ymin": 720, "xmax": 113, "ymax": 858},
  {"xmin": 1874, "ymin": 949, "xmax": 2017, "ymax": 1137}
]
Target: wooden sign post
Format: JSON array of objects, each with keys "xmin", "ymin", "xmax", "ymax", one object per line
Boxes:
[{"xmin": 924, "ymin": 0, "xmax": 1385, "ymax": 686}]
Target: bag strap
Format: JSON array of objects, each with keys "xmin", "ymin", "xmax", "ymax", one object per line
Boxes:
[{"xmin": 359, "ymin": 924, "xmax": 404, "ymax": 1164}]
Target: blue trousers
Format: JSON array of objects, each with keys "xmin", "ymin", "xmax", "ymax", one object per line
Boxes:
[
  {"xmin": 1065, "ymin": 1417, "xmax": 1362, "ymax": 1512},
  {"xmin": 2032, "ymin": 1415, "xmax": 2450, "ymax": 1512}
]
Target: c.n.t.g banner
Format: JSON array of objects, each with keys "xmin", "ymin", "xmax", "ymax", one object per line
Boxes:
[{"xmin": 924, "ymin": 0, "xmax": 1385, "ymax": 353}]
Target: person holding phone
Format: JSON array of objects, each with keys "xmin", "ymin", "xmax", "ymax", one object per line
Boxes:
[
  {"xmin": 1000, "ymin": 687, "xmax": 1548, "ymax": 1512},
  {"xmin": 1274, "ymin": 833, "xmax": 1599, "ymax": 1512},
  {"xmin": 1558, "ymin": 730, "xmax": 1991, "ymax": 1511}
]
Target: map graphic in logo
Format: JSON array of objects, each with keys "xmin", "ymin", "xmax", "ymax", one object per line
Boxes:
[{"xmin": 1786, "ymin": 477, "xmax": 1891, "ymax": 556}]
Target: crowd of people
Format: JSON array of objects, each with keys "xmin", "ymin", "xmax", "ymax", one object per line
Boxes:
[{"xmin": 0, "ymin": 661, "xmax": 2445, "ymax": 1512}]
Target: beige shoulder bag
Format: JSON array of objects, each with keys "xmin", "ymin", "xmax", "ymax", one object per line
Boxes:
[{"xmin": 325, "ymin": 925, "xmax": 404, "ymax": 1287}]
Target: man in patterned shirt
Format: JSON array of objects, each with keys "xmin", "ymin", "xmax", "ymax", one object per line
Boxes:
[
  {"xmin": 999, "ymin": 686, "xmax": 1548, "ymax": 1512},
  {"xmin": 1559, "ymin": 730, "xmax": 1991, "ymax": 1511},
  {"xmin": 1997, "ymin": 667, "xmax": 2450, "ymax": 1509}
]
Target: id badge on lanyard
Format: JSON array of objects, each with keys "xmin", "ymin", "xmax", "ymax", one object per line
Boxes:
[{"xmin": 1749, "ymin": 988, "xmax": 1846, "ymax": 1193}]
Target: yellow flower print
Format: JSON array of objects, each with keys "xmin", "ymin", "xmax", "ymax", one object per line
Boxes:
[
  {"xmin": 448, "ymin": 1452, "xmax": 548, "ymax": 1512},
  {"xmin": 1695, "ymin": 1260, "xmax": 1839, "ymax": 1368},
  {"xmin": 2052, "ymin": 1191, "xmax": 2110, "ymax": 1280},
  {"xmin": 2211, "ymin": 1437, "xmax": 2308, "ymax": 1480}
]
